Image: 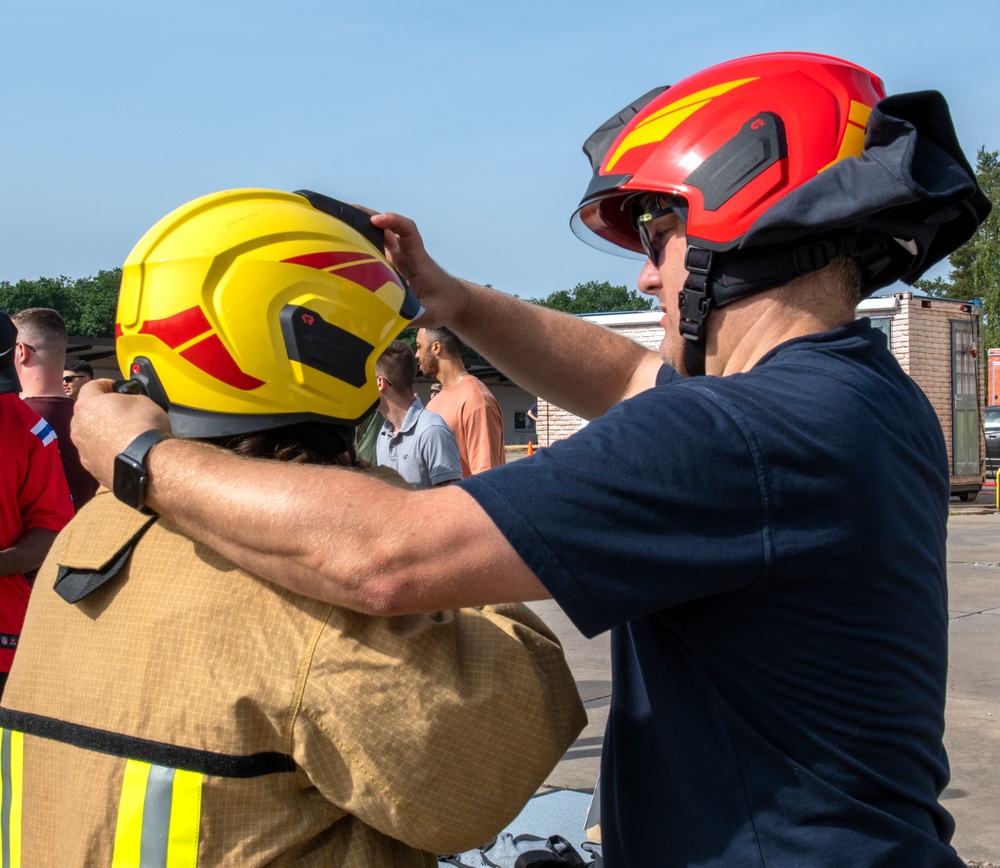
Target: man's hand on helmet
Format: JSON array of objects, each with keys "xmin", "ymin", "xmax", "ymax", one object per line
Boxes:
[
  {"xmin": 371, "ymin": 211, "xmax": 469, "ymax": 328},
  {"xmin": 72, "ymin": 379, "xmax": 172, "ymax": 490}
]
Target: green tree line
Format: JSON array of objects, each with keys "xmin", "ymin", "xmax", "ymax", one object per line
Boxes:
[
  {"xmin": 0, "ymin": 269, "xmax": 121, "ymax": 339},
  {"xmin": 530, "ymin": 280, "xmax": 656, "ymax": 314},
  {"xmin": 914, "ymin": 147, "xmax": 1000, "ymax": 350}
]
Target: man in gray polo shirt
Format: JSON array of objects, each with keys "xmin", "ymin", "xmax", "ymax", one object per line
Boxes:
[{"xmin": 375, "ymin": 340, "xmax": 462, "ymax": 489}]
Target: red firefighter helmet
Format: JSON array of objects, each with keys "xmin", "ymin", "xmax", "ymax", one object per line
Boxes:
[
  {"xmin": 570, "ymin": 52, "xmax": 990, "ymax": 378},
  {"xmin": 571, "ymin": 51, "xmax": 886, "ymax": 258}
]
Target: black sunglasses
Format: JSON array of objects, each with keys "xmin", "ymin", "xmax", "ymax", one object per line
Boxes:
[{"xmin": 631, "ymin": 194, "xmax": 687, "ymax": 264}]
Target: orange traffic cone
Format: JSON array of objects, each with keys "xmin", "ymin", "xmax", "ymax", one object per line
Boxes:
[{"xmin": 527, "ymin": 441, "xmax": 535, "ymax": 456}]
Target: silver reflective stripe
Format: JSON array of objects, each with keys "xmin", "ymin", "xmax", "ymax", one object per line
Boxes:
[
  {"xmin": 139, "ymin": 765, "xmax": 175, "ymax": 868},
  {"xmin": 1, "ymin": 729, "xmax": 11, "ymax": 868},
  {"xmin": 113, "ymin": 760, "xmax": 201, "ymax": 868},
  {"xmin": 0, "ymin": 728, "xmax": 22, "ymax": 868}
]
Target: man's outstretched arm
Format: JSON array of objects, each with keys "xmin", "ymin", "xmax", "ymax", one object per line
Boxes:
[
  {"xmin": 72, "ymin": 382, "xmax": 548, "ymax": 614},
  {"xmin": 71, "ymin": 207, "xmax": 660, "ymax": 608}
]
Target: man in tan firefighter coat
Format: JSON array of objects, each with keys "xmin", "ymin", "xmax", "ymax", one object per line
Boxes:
[{"xmin": 0, "ymin": 190, "xmax": 586, "ymax": 867}]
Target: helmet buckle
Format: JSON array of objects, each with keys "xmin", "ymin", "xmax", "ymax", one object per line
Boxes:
[
  {"xmin": 791, "ymin": 241, "xmax": 836, "ymax": 274},
  {"xmin": 685, "ymin": 246, "xmax": 713, "ymax": 275},
  {"xmin": 679, "ymin": 247, "xmax": 715, "ymax": 342}
]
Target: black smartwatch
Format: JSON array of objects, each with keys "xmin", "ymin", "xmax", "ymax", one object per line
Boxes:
[{"xmin": 113, "ymin": 430, "xmax": 171, "ymax": 514}]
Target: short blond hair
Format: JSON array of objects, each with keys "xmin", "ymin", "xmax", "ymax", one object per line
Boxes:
[{"xmin": 12, "ymin": 307, "xmax": 68, "ymax": 351}]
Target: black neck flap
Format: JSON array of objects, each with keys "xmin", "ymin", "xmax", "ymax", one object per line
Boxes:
[{"xmin": 677, "ymin": 233, "xmax": 895, "ymax": 377}]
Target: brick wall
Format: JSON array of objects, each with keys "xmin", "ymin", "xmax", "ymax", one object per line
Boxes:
[{"xmin": 864, "ymin": 293, "xmax": 983, "ymax": 486}]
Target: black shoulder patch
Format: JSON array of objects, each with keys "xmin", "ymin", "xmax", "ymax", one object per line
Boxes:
[{"xmin": 54, "ymin": 516, "xmax": 159, "ymax": 604}]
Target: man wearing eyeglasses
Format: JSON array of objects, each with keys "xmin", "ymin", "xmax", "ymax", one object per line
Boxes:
[
  {"xmin": 62, "ymin": 360, "xmax": 94, "ymax": 400},
  {"xmin": 0, "ymin": 310, "xmax": 73, "ymax": 697},
  {"xmin": 71, "ymin": 54, "xmax": 990, "ymax": 866},
  {"xmin": 12, "ymin": 308, "xmax": 98, "ymax": 512}
]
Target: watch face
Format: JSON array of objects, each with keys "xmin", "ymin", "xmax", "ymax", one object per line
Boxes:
[
  {"xmin": 113, "ymin": 453, "xmax": 147, "ymax": 511},
  {"xmin": 112, "ymin": 429, "xmax": 168, "ymax": 513}
]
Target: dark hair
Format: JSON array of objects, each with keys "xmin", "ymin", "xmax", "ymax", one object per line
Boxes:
[
  {"xmin": 66, "ymin": 359, "xmax": 94, "ymax": 378},
  {"xmin": 206, "ymin": 421, "xmax": 356, "ymax": 467},
  {"xmin": 0, "ymin": 310, "xmax": 16, "ymax": 357},
  {"xmin": 423, "ymin": 326, "xmax": 464, "ymax": 356},
  {"xmin": 376, "ymin": 340, "xmax": 417, "ymax": 391}
]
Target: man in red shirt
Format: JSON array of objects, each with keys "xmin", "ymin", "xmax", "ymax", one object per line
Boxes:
[
  {"xmin": 0, "ymin": 310, "xmax": 74, "ymax": 696},
  {"xmin": 12, "ymin": 308, "xmax": 98, "ymax": 512}
]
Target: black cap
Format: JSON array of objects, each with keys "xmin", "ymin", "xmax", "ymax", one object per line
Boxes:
[{"xmin": 0, "ymin": 310, "xmax": 21, "ymax": 395}]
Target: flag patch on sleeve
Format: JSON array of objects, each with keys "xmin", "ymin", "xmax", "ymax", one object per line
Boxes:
[{"xmin": 30, "ymin": 418, "xmax": 57, "ymax": 447}]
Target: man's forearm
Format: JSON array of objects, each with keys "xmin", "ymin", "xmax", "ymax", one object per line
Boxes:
[
  {"xmin": 0, "ymin": 527, "xmax": 59, "ymax": 578},
  {"xmin": 72, "ymin": 383, "xmax": 547, "ymax": 613},
  {"xmin": 449, "ymin": 280, "xmax": 661, "ymax": 419},
  {"xmin": 144, "ymin": 438, "xmax": 547, "ymax": 613}
]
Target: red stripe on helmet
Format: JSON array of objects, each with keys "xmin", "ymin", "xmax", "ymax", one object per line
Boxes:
[
  {"xmin": 332, "ymin": 260, "xmax": 404, "ymax": 293},
  {"xmin": 179, "ymin": 334, "xmax": 265, "ymax": 391},
  {"xmin": 282, "ymin": 251, "xmax": 370, "ymax": 271},
  {"xmin": 282, "ymin": 251, "xmax": 404, "ymax": 294},
  {"xmin": 138, "ymin": 306, "xmax": 213, "ymax": 349}
]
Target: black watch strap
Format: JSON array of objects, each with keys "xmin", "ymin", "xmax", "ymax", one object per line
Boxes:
[{"xmin": 113, "ymin": 429, "xmax": 171, "ymax": 514}]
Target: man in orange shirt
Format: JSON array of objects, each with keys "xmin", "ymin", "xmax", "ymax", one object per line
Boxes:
[{"xmin": 415, "ymin": 326, "xmax": 505, "ymax": 476}]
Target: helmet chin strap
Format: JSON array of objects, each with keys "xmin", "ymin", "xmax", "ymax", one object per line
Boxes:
[
  {"xmin": 677, "ymin": 248, "xmax": 713, "ymax": 378},
  {"xmin": 682, "ymin": 332, "xmax": 709, "ymax": 378}
]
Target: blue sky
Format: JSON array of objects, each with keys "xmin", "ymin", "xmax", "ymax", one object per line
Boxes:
[{"xmin": 2, "ymin": 0, "xmax": 997, "ymax": 299}]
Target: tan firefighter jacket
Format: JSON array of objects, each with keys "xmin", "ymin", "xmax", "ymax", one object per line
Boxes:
[{"xmin": 0, "ymin": 484, "xmax": 585, "ymax": 866}]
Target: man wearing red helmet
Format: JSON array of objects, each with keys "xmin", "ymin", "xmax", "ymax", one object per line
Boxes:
[{"xmin": 72, "ymin": 53, "xmax": 989, "ymax": 866}]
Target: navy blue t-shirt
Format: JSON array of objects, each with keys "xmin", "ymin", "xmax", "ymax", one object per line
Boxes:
[{"xmin": 461, "ymin": 319, "xmax": 961, "ymax": 867}]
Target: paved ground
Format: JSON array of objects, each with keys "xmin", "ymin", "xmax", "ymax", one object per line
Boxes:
[
  {"xmin": 940, "ymin": 497, "xmax": 1000, "ymax": 866},
  {"xmin": 526, "ymin": 490, "xmax": 1000, "ymax": 865}
]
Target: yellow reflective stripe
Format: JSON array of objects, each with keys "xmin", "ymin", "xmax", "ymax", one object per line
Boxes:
[
  {"xmin": 848, "ymin": 99, "xmax": 873, "ymax": 129},
  {"xmin": 0, "ymin": 728, "xmax": 24, "ymax": 868},
  {"xmin": 8, "ymin": 730, "xmax": 22, "ymax": 868},
  {"xmin": 113, "ymin": 759, "xmax": 150, "ymax": 867},
  {"xmin": 112, "ymin": 760, "xmax": 202, "ymax": 868},
  {"xmin": 819, "ymin": 100, "xmax": 874, "ymax": 173},
  {"xmin": 604, "ymin": 77, "xmax": 759, "ymax": 171},
  {"xmin": 165, "ymin": 769, "xmax": 201, "ymax": 868}
]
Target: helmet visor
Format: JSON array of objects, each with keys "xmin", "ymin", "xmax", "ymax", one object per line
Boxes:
[{"xmin": 571, "ymin": 192, "xmax": 687, "ymax": 261}]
